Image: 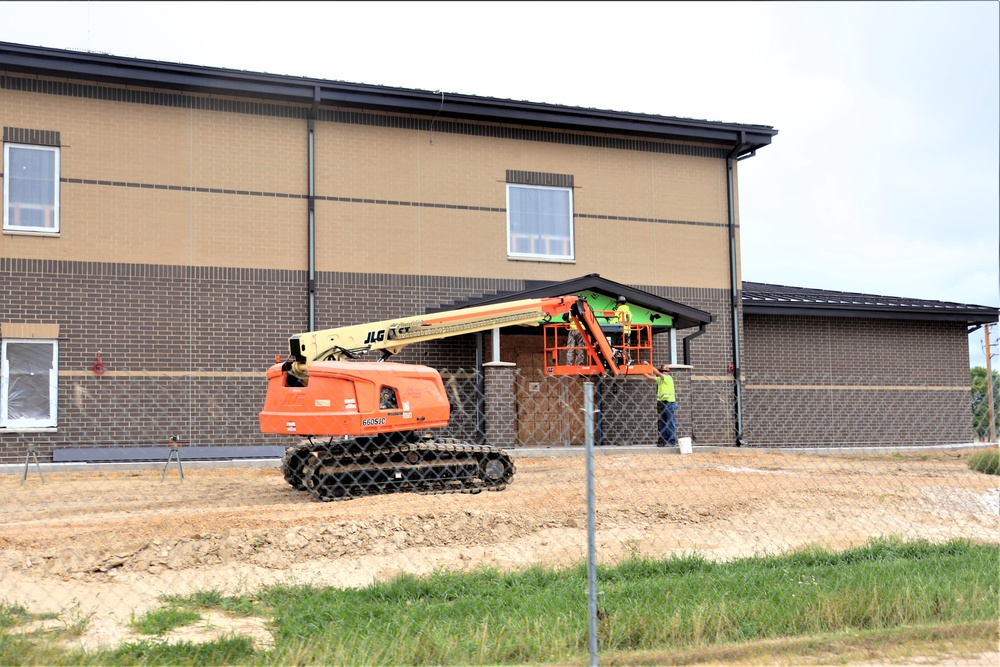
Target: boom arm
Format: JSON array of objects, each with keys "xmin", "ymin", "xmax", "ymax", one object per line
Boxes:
[
  {"xmin": 288, "ymin": 295, "xmax": 624, "ymax": 375},
  {"xmin": 565, "ymin": 298, "xmax": 621, "ymax": 374}
]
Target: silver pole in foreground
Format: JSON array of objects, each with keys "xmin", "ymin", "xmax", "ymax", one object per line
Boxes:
[
  {"xmin": 985, "ymin": 325, "xmax": 995, "ymax": 443},
  {"xmin": 584, "ymin": 380, "xmax": 598, "ymax": 666}
]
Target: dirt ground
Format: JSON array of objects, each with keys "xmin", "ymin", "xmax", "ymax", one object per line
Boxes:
[{"xmin": 1, "ymin": 448, "xmax": 997, "ymax": 660}]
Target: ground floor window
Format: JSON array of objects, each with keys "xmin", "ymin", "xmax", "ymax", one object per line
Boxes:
[{"xmin": 1, "ymin": 339, "xmax": 58, "ymax": 428}]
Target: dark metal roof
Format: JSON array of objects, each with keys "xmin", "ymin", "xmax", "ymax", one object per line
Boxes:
[
  {"xmin": 432, "ymin": 274, "xmax": 714, "ymax": 332},
  {"xmin": 742, "ymin": 282, "xmax": 999, "ymax": 326},
  {"xmin": 0, "ymin": 42, "xmax": 777, "ymax": 156}
]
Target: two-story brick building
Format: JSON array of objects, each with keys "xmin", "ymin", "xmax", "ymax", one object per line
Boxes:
[{"xmin": 0, "ymin": 42, "xmax": 994, "ymax": 463}]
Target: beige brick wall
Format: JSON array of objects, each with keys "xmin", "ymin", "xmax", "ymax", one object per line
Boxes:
[
  {"xmin": 1, "ymin": 78, "xmax": 740, "ymax": 289},
  {"xmin": 314, "ymin": 121, "xmax": 734, "ymax": 287}
]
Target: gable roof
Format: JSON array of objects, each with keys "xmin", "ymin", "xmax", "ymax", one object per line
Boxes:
[
  {"xmin": 0, "ymin": 41, "xmax": 777, "ymax": 157},
  {"xmin": 742, "ymin": 282, "xmax": 999, "ymax": 326},
  {"xmin": 432, "ymin": 274, "xmax": 713, "ymax": 332}
]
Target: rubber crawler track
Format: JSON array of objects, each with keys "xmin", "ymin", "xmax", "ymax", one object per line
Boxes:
[{"xmin": 281, "ymin": 438, "xmax": 516, "ymax": 502}]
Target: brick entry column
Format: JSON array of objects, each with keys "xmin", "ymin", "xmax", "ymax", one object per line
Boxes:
[{"xmin": 483, "ymin": 361, "xmax": 517, "ymax": 448}]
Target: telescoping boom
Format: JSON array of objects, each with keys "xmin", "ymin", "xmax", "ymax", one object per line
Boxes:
[{"xmin": 284, "ymin": 295, "xmax": 625, "ymax": 378}]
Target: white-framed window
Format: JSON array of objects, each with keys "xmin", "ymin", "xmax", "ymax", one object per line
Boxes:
[
  {"xmin": 1, "ymin": 339, "xmax": 58, "ymax": 428},
  {"xmin": 3, "ymin": 142, "xmax": 60, "ymax": 233},
  {"xmin": 506, "ymin": 183, "xmax": 574, "ymax": 261}
]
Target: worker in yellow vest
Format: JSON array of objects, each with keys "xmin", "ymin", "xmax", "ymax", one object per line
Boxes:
[
  {"xmin": 646, "ymin": 364, "xmax": 677, "ymax": 446},
  {"xmin": 610, "ymin": 296, "xmax": 633, "ymax": 363}
]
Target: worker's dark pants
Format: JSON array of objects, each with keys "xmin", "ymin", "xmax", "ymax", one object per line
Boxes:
[{"xmin": 657, "ymin": 400, "xmax": 677, "ymax": 445}]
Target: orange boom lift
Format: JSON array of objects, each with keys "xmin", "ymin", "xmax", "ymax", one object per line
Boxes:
[{"xmin": 260, "ymin": 295, "xmax": 652, "ymax": 501}]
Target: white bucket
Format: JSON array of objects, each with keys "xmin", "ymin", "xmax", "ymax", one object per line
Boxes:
[{"xmin": 678, "ymin": 437, "xmax": 693, "ymax": 455}]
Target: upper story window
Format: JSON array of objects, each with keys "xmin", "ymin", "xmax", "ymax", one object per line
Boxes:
[
  {"xmin": 3, "ymin": 127, "xmax": 62, "ymax": 234},
  {"xmin": 1, "ymin": 338, "xmax": 59, "ymax": 429},
  {"xmin": 506, "ymin": 170, "xmax": 574, "ymax": 261}
]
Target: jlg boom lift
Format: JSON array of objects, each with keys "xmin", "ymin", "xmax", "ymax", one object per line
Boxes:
[{"xmin": 260, "ymin": 295, "xmax": 653, "ymax": 501}]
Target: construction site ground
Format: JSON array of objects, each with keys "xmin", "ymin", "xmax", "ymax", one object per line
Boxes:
[{"xmin": 1, "ymin": 446, "xmax": 997, "ymax": 662}]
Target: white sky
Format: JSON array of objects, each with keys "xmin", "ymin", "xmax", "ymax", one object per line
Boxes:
[{"xmin": 1, "ymin": 1, "xmax": 998, "ymax": 366}]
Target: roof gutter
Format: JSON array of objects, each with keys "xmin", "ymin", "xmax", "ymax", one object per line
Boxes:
[
  {"xmin": 727, "ymin": 134, "xmax": 750, "ymax": 447},
  {"xmin": 0, "ymin": 42, "xmax": 776, "ymax": 151},
  {"xmin": 745, "ymin": 303, "xmax": 998, "ymax": 323}
]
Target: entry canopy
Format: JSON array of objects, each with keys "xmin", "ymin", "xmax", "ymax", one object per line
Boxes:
[{"xmin": 433, "ymin": 273, "xmax": 714, "ymax": 332}]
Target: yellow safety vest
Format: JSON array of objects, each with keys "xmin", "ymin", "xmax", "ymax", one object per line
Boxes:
[
  {"xmin": 656, "ymin": 375, "xmax": 675, "ymax": 402},
  {"xmin": 612, "ymin": 304, "xmax": 632, "ymax": 334}
]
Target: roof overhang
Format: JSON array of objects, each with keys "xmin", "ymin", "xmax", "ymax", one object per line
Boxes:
[
  {"xmin": 742, "ymin": 282, "xmax": 999, "ymax": 327},
  {"xmin": 433, "ymin": 274, "xmax": 714, "ymax": 332},
  {"xmin": 743, "ymin": 304, "xmax": 997, "ymax": 325},
  {"xmin": 0, "ymin": 42, "xmax": 777, "ymax": 156}
]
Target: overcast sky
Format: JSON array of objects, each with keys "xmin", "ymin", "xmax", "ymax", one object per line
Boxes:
[{"xmin": 1, "ymin": 1, "xmax": 998, "ymax": 366}]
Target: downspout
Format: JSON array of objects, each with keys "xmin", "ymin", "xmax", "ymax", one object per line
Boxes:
[
  {"xmin": 307, "ymin": 87, "xmax": 320, "ymax": 331},
  {"xmin": 681, "ymin": 324, "xmax": 706, "ymax": 366},
  {"xmin": 727, "ymin": 134, "xmax": 751, "ymax": 447}
]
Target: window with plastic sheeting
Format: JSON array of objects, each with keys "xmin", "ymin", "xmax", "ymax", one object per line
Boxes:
[
  {"xmin": 3, "ymin": 143, "xmax": 60, "ymax": 233},
  {"xmin": 506, "ymin": 184, "xmax": 574, "ymax": 261},
  {"xmin": 1, "ymin": 339, "xmax": 58, "ymax": 428}
]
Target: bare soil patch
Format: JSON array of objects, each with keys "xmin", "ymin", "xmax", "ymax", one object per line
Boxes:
[{"xmin": 1, "ymin": 448, "xmax": 997, "ymax": 656}]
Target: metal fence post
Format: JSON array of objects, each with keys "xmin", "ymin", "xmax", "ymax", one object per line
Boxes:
[{"xmin": 585, "ymin": 380, "xmax": 598, "ymax": 666}]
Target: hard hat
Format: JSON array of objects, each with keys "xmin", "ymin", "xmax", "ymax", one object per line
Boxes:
[{"xmin": 617, "ymin": 296, "xmax": 627, "ymax": 304}]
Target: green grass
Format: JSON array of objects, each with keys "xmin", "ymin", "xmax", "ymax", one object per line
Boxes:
[
  {"xmin": 967, "ymin": 447, "xmax": 1000, "ymax": 475},
  {"xmin": 0, "ymin": 602, "xmax": 32, "ymax": 632},
  {"xmin": 0, "ymin": 602, "xmax": 86, "ymax": 666},
  {"xmin": 129, "ymin": 606, "xmax": 202, "ymax": 636},
  {"xmin": 159, "ymin": 589, "xmax": 262, "ymax": 617},
  {"xmin": 103, "ymin": 636, "xmax": 258, "ymax": 666},
  {"xmin": 1, "ymin": 537, "xmax": 996, "ymax": 665}
]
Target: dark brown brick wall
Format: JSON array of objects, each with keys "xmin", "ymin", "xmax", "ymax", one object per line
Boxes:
[
  {"xmin": 742, "ymin": 314, "xmax": 974, "ymax": 445},
  {"xmin": 0, "ymin": 261, "xmax": 745, "ymax": 461},
  {"xmin": 1, "ymin": 260, "xmax": 976, "ymax": 460}
]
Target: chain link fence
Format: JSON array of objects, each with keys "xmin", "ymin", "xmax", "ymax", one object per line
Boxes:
[
  {"xmin": 1, "ymin": 366, "xmax": 997, "ymax": 663},
  {"xmin": 972, "ymin": 367, "xmax": 1000, "ymax": 444}
]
